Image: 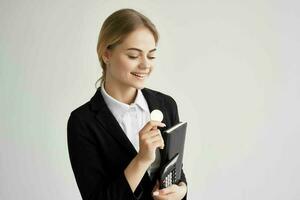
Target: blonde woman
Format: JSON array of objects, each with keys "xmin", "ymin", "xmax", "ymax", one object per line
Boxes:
[{"xmin": 67, "ymin": 8, "xmax": 187, "ymax": 200}]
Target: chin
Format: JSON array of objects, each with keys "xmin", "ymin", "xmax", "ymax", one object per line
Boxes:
[
  {"xmin": 136, "ymin": 85, "xmax": 145, "ymax": 90},
  {"xmin": 129, "ymin": 82, "xmax": 146, "ymax": 90},
  {"xmin": 134, "ymin": 84, "xmax": 145, "ymax": 90}
]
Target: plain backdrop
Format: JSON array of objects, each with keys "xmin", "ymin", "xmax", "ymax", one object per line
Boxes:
[{"xmin": 1, "ymin": 0, "xmax": 300, "ymax": 199}]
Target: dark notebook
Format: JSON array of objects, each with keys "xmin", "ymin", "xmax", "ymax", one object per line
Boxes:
[{"xmin": 159, "ymin": 122, "xmax": 187, "ymax": 188}]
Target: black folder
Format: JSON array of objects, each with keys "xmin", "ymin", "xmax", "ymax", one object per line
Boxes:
[{"xmin": 159, "ymin": 122, "xmax": 187, "ymax": 188}]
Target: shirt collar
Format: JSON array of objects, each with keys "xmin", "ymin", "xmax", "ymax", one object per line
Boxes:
[{"xmin": 100, "ymin": 83, "xmax": 149, "ymax": 120}]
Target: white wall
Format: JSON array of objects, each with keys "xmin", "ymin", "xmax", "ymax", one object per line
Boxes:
[{"xmin": 1, "ymin": 0, "xmax": 299, "ymax": 199}]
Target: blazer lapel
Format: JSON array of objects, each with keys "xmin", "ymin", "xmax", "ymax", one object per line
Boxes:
[{"xmin": 90, "ymin": 88, "xmax": 137, "ymax": 157}]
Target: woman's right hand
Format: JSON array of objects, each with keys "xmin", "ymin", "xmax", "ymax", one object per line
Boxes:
[{"xmin": 136, "ymin": 120, "xmax": 166, "ymax": 164}]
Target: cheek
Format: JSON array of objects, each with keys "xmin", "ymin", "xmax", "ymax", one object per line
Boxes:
[
  {"xmin": 148, "ymin": 63, "xmax": 154, "ymax": 74},
  {"xmin": 116, "ymin": 56, "xmax": 136, "ymax": 71},
  {"xmin": 109, "ymin": 56, "xmax": 134, "ymax": 78}
]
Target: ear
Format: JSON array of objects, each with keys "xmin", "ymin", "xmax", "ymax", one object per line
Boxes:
[{"xmin": 102, "ymin": 49, "xmax": 112, "ymax": 64}]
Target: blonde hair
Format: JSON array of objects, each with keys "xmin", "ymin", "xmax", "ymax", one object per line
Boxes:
[{"xmin": 95, "ymin": 8, "xmax": 159, "ymax": 88}]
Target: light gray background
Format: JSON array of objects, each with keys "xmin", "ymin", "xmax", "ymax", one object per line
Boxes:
[{"xmin": 1, "ymin": 0, "xmax": 300, "ymax": 199}]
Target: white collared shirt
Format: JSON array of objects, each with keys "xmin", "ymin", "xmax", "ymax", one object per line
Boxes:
[{"xmin": 100, "ymin": 83, "xmax": 161, "ymax": 179}]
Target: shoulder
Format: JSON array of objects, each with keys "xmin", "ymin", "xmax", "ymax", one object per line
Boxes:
[
  {"xmin": 68, "ymin": 89, "xmax": 102, "ymax": 120},
  {"xmin": 68, "ymin": 100, "xmax": 94, "ymax": 126},
  {"xmin": 70, "ymin": 101, "xmax": 90, "ymax": 116}
]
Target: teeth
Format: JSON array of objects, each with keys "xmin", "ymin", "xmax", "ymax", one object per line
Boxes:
[{"xmin": 132, "ymin": 73, "xmax": 146, "ymax": 78}]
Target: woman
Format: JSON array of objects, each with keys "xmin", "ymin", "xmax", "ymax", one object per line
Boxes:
[{"xmin": 67, "ymin": 8, "xmax": 187, "ymax": 200}]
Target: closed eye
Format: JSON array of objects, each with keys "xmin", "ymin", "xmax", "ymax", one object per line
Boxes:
[
  {"xmin": 128, "ymin": 55, "xmax": 138, "ymax": 59},
  {"xmin": 128, "ymin": 55, "xmax": 156, "ymax": 60}
]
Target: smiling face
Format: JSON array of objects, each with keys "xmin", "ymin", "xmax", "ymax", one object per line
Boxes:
[{"xmin": 103, "ymin": 27, "xmax": 157, "ymax": 90}]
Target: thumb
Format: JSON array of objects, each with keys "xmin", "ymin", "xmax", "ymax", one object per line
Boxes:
[
  {"xmin": 152, "ymin": 180, "xmax": 160, "ymax": 196},
  {"xmin": 152, "ymin": 126, "xmax": 158, "ymax": 130},
  {"xmin": 152, "ymin": 180, "xmax": 159, "ymax": 190}
]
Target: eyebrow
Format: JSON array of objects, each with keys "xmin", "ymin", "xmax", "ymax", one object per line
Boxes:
[{"xmin": 126, "ymin": 47, "xmax": 156, "ymax": 53}]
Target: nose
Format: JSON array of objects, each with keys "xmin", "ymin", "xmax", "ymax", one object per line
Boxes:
[{"xmin": 139, "ymin": 56, "xmax": 151, "ymax": 69}]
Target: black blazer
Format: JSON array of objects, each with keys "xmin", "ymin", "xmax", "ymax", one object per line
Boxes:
[{"xmin": 67, "ymin": 87, "xmax": 187, "ymax": 200}]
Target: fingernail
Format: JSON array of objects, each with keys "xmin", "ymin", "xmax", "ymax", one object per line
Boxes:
[
  {"xmin": 162, "ymin": 123, "xmax": 166, "ymax": 127},
  {"xmin": 153, "ymin": 191, "xmax": 159, "ymax": 196}
]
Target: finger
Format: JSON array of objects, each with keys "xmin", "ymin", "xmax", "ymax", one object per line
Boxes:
[
  {"xmin": 140, "ymin": 130, "xmax": 160, "ymax": 141},
  {"xmin": 143, "ymin": 137, "xmax": 163, "ymax": 151},
  {"xmin": 152, "ymin": 139, "xmax": 164, "ymax": 150},
  {"xmin": 156, "ymin": 193, "xmax": 177, "ymax": 200},
  {"xmin": 156, "ymin": 180, "xmax": 159, "ymax": 186},
  {"xmin": 151, "ymin": 131, "xmax": 164, "ymax": 149},
  {"xmin": 149, "ymin": 130, "xmax": 164, "ymax": 149},
  {"xmin": 151, "ymin": 120, "xmax": 162, "ymax": 130},
  {"xmin": 140, "ymin": 121, "xmax": 166, "ymax": 133},
  {"xmin": 152, "ymin": 180, "xmax": 159, "ymax": 192},
  {"xmin": 152, "ymin": 191, "xmax": 169, "ymax": 200},
  {"xmin": 141, "ymin": 129, "xmax": 161, "ymax": 141},
  {"xmin": 141, "ymin": 130, "xmax": 164, "ymax": 149},
  {"xmin": 147, "ymin": 136, "xmax": 163, "ymax": 145},
  {"xmin": 159, "ymin": 184, "xmax": 178, "ymax": 195},
  {"xmin": 149, "ymin": 129, "xmax": 161, "ymax": 138}
]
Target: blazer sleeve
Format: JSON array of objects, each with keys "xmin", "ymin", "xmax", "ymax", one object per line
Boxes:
[
  {"xmin": 67, "ymin": 113, "xmax": 143, "ymax": 200},
  {"xmin": 169, "ymin": 96, "xmax": 188, "ymax": 200}
]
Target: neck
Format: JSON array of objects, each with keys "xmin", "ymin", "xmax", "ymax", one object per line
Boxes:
[{"xmin": 103, "ymin": 80, "xmax": 137, "ymax": 105}]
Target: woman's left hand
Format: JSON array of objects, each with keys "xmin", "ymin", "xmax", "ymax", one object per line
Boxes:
[{"xmin": 152, "ymin": 180, "xmax": 187, "ymax": 200}]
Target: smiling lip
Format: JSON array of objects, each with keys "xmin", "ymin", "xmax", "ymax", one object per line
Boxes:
[
  {"xmin": 131, "ymin": 72, "xmax": 148, "ymax": 78},
  {"xmin": 131, "ymin": 72, "xmax": 148, "ymax": 80}
]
